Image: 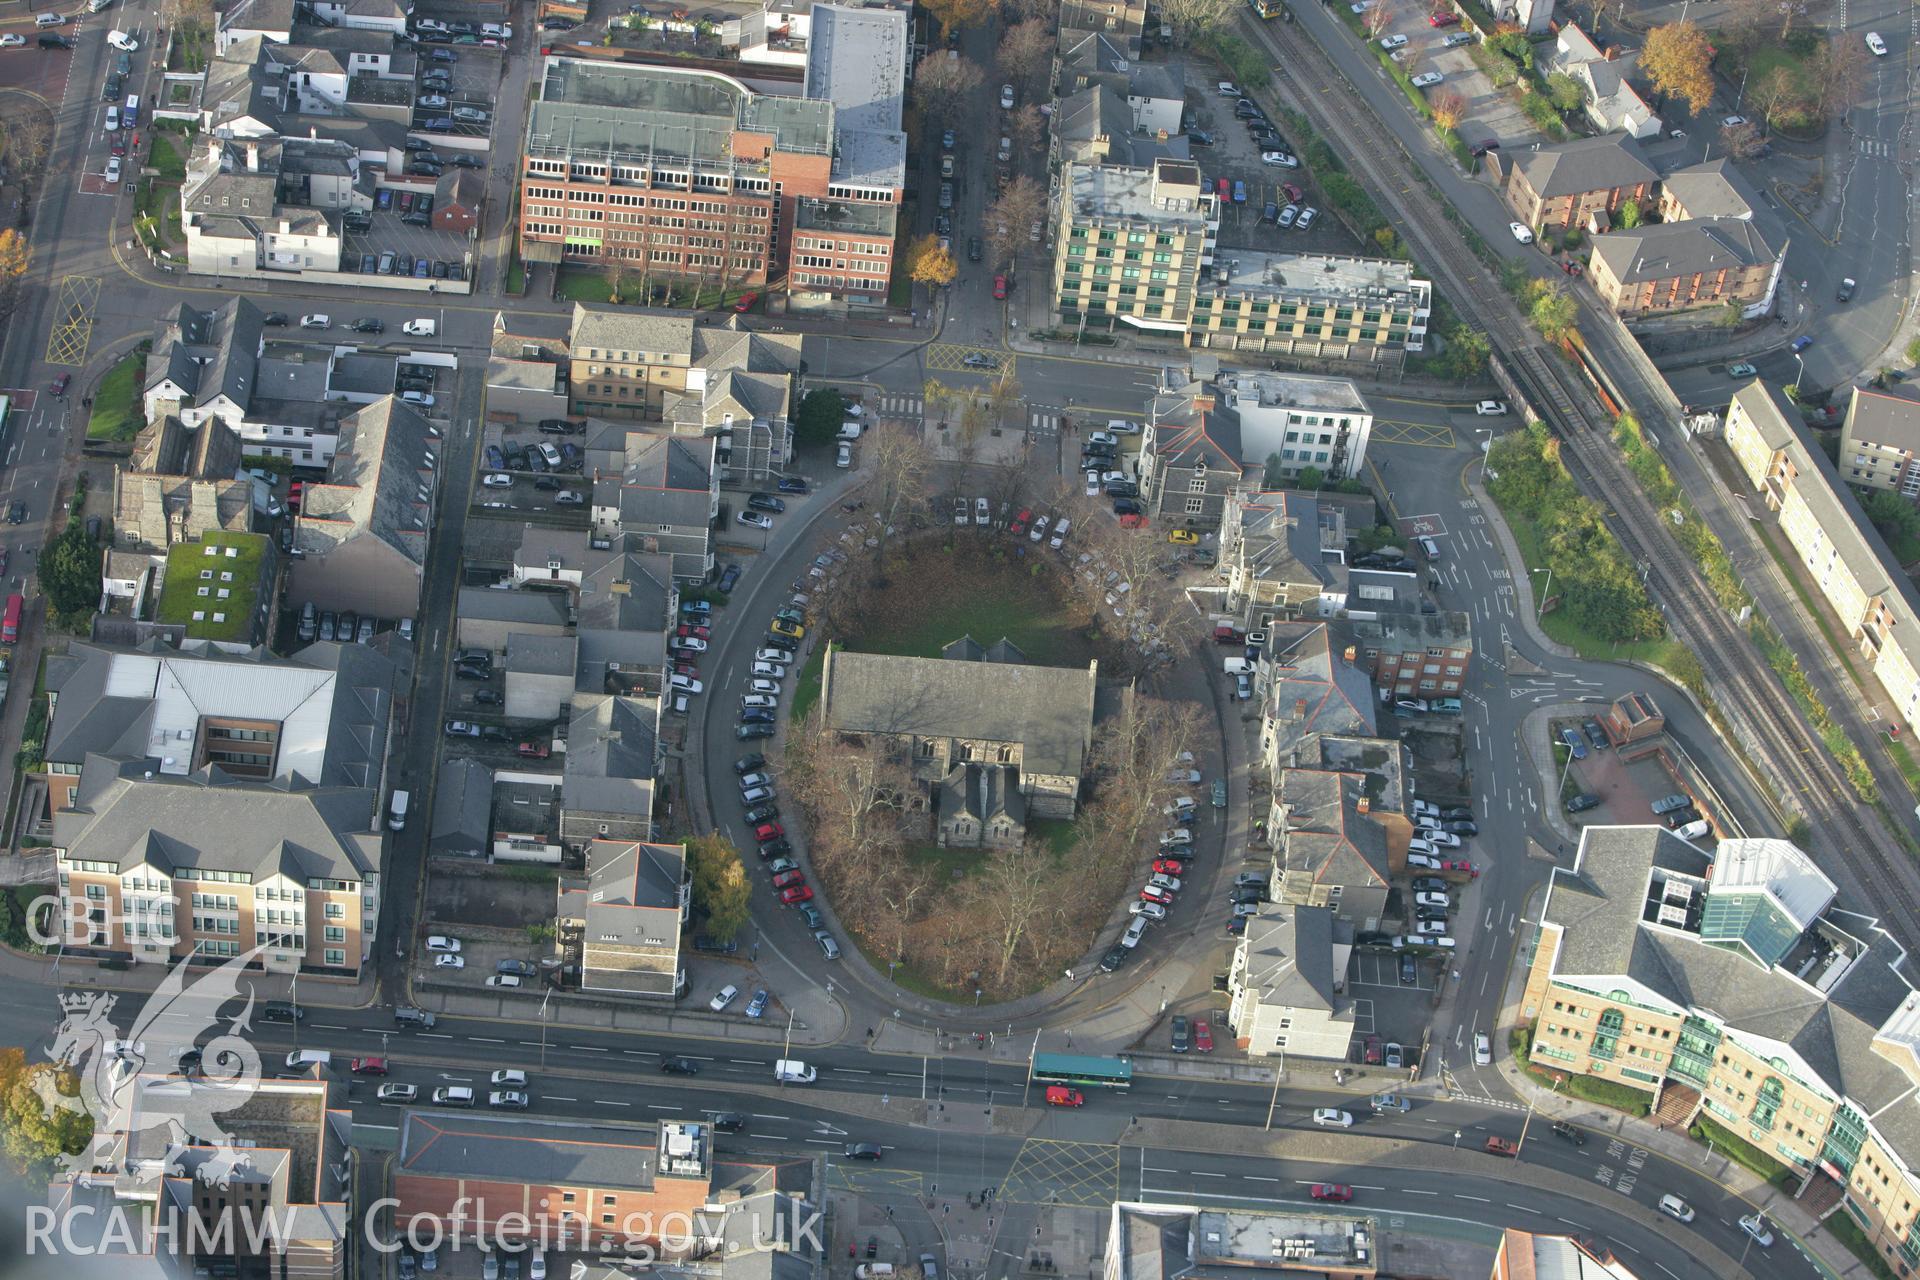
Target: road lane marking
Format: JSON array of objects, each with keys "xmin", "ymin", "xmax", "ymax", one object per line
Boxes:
[
  {"xmin": 547, "ymin": 1096, "xmax": 577, "ymax": 1102},
  {"xmin": 311, "ymin": 1024, "xmax": 346, "ymax": 1030},
  {"xmin": 1506, "ymin": 1203, "xmax": 1539, "ymax": 1214},
  {"xmin": 469, "ymin": 1036, "xmax": 505, "ymax": 1043},
  {"xmin": 731, "ymin": 1059, "xmax": 763, "ymax": 1064},
  {"xmin": 834, "ymin": 1067, "xmax": 871, "ymax": 1074},
  {"xmin": 420, "ymin": 1033, "xmax": 452, "ymax": 1039},
  {"xmin": 752, "ymin": 1113, "xmax": 791, "ymax": 1120},
  {"xmin": 571, "ymin": 1045, "xmax": 608, "ymax": 1051},
  {"xmin": 1454, "ymin": 1195, "xmax": 1490, "ymax": 1202},
  {"xmin": 1244, "ymin": 1177, "xmax": 1280, "ymax": 1183},
  {"xmin": 804, "ymin": 1139, "xmax": 841, "ymax": 1145},
  {"xmin": 1556, "ymin": 1218, "xmax": 1585, "ymax": 1229},
  {"xmin": 599, "ymin": 1100, "xmax": 631, "ymax": 1107},
  {"xmin": 1400, "ymin": 1189, "xmax": 1438, "ymax": 1195},
  {"xmin": 1192, "ymin": 1172, "xmax": 1226, "ymax": 1178},
  {"xmin": 647, "ymin": 1104, "xmax": 680, "ymax": 1110}
]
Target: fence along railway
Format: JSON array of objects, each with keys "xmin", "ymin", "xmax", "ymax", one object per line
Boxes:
[{"xmin": 1238, "ymin": 11, "xmax": 1920, "ymax": 938}]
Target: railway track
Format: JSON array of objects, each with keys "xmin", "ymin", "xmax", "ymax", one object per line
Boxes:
[{"xmin": 1242, "ymin": 12, "xmax": 1920, "ymax": 935}]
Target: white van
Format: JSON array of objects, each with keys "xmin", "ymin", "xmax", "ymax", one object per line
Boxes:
[
  {"xmin": 285, "ymin": 1049, "xmax": 331, "ymax": 1070},
  {"xmin": 432, "ymin": 1086, "xmax": 475, "ymax": 1107},
  {"xmin": 837, "ymin": 421, "xmax": 864, "ymax": 440},
  {"xmin": 402, "ymin": 318, "xmax": 436, "ymax": 337},
  {"xmin": 1674, "ymin": 819, "xmax": 1712, "ymax": 841},
  {"xmin": 854, "ymin": 1266, "xmax": 895, "ymax": 1280},
  {"xmin": 388, "ymin": 789, "xmax": 410, "ymax": 831},
  {"xmin": 1223, "ymin": 657, "xmax": 1252, "ymax": 675},
  {"xmin": 773, "ymin": 1059, "xmax": 816, "ymax": 1083}
]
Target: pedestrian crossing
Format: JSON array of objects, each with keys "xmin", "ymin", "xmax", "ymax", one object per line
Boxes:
[
  {"xmin": 1030, "ymin": 409, "xmax": 1062, "ymax": 437},
  {"xmin": 874, "ymin": 394, "xmax": 923, "ymax": 419}
]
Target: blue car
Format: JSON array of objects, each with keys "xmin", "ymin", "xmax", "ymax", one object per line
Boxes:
[
  {"xmin": 485, "ymin": 444, "xmax": 505, "ymax": 470},
  {"xmin": 414, "ymin": 259, "xmax": 430, "ymax": 278},
  {"xmin": 1791, "ymin": 334, "xmax": 1813, "ymax": 353},
  {"xmin": 376, "ymin": 189, "xmax": 393, "ymax": 210},
  {"xmin": 776, "ymin": 476, "xmax": 809, "ymax": 494},
  {"xmin": 1232, "ymin": 179, "xmax": 1246, "ymax": 203},
  {"xmin": 1560, "ymin": 727, "xmax": 1588, "ymax": 760},
  {"xmin": 717, "ymin": 564, "xmax": 742, "ymax": 594}
]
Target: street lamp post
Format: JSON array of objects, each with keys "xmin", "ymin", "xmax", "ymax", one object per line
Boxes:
[
  {"xmin": 539, "ymin": 986, "xmax": 552, "ymax": 1069},
  {"xmin": 1475, "ymin": 427, "xmax": 1493, "ymax": 482},
  {"xmin": 1452, "ymin": 1129, "xmax": 1462, "ymax": 1152},
  {"xmin": 1530, "ymin": 567, "xmax": 1552, "ymax": 619},
  {"xmin": 1791, "ymin": 352, "xmax": 1806, "ymax": 396}
]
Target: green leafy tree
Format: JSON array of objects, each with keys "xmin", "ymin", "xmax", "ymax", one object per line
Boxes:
[
  {"xmin": 1295, "ymin": 466, "xmax": 1325, "ymax": 491},
  {"xmin": 1544, "ymin": 72, "xmax": 1585, "ymax": 113},
  {"xmin": 1438, "ymin": 325, "xmax": 1491, "ymax": 383},
  {"xmin": 793, "ymin": 388, "xmax": 847, "ymax": 447},
  {"xmin": 0, "ymin": 1048, "xmax": 91, "ymax": 1176},
  {"xmin": 38, "ymin": 523, "xmax": 100, "ymax": 620},
  {"xmin": 1865, "ymin": 490, "xmax": 1920, "ymax": 549},
  {"xmin": 685, "ymin": 834, "xmax": 751, "ymax": 941},
  {"xmin": 1528, "ymin": 284, "xmax": 1579, "ymax": 343},
  {"xmin": 1714, "ymin": 299, "xmax": 1745, "ymax": 329},
  {"xmin": 1616, "ymin": 198, "xmax": 1642, "ymax": 230}
]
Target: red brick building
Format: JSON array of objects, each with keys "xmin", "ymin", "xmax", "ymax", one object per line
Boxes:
[
  {"xmin": 517, "ymin": 59, "xmax": 901, "ymax": 304},
  {"xmin": 1502, "ymin": 134, "xmax": 1657, "ymax": 234}
]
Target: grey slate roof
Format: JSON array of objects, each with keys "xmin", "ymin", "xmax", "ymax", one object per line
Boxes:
[
  {"xmin": 399, "ymin": 1112, "xmax": 661, "ymax": 1189},
  {"xmin": 1660, "ymin": 158, "xmax": 1763, "ymax": 221},
  {"xmin": 457, "ymin": 586, "xmax": 571, "ymax": 630},
  {"xmin": 1128, "ymin": 62, "xmax": 1183, "ymax": 103},
  {"xmin": 617, "ymin": 434, "xmax": 716, "ymax": 531},
  {"xmin": 430, "ymin": 757, "xmax": 493, "ymax": 855},
  {"xmin": 1279, "ymin": 770, "xmax": 1388, "ymax": 888},
  {"xmin": 1844, "ymin": 385, "xmax": 1920, "ymax": 456},
  {"xmin": 1241, "ymin": 904, "xmax": 1337, "ymax": 1011},
  {"xmin": 1590, "ymin": 217, "xmax": 1778, "ymax": 284},
  {"xmin": 508, "ymin": 632, "xmax": 579, "ymax": 677},
  {"xmin": 570, "ymin": 303, "xmax": 696, "ymax": 358},
  {"xmin": 564, "ymin": 695, "xmax": 659, "ymax": 816},
  {"xmin": 821, "ymin": 649, "xmax": 1099, "ymax": 779},
  {"xmin": 55, "ymin": 755, "xmax": 381, "ymax": 883},
  {"xmin": 939, "ymin": 763, "xmax": 1026, "ymax": 829},
  {"xmin": 1513, "ymin": 133, "xmax": 1657, "ymax": 198},
  {"xmin": 147, "ymin": 297, "xmax": 266, "ymax": 414},
  {"xmin": 297, "ymin": 397, "xmax": 436, "ymax": 568},
  {"xmin": 577, "ymin": 838, "xmax": 686, "ymax": 944},
  {"xmin": 1262, "ymin": 622, "xmax": 1377, "ymax": 757},
  {"xmin": 1233, "ymin": 491, "xmax": 1339, "ymax": 593},
  {"xmin": 939, "ymin": 635, "xmax": 1029, "ymax": 665}
]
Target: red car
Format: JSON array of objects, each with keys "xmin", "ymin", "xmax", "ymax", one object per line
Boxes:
[
  {"xmin": 676, "ymin": 623, "xmax": 711, "ymax": 640},
  {"xmin": 1214, "ymin": 176, "xmax": 1230, "ymax": 198},
  {"xmin": 1439, "ymin": 859, "xmax": 1478, "ymax": 877},
  {"xmin": 755, "ymin": 821, "xmax": 785, "ymax": 842},
  {"xmin": 772, "ymin": 869, "xmax": 806, "ymax": 890},
  {"xmin": 516, "ymin": 741, "xmax": 550, "ymax": 759},
  {"xmin": 287, "ymin": 480, "xmax": 304, "ymax": 511},
  {"xmin": 1280, "ymin": 182, "xmax": 1304, "ymax": 203},
  {"xmin": 779, "ymin": 884, "xmax": 814, "ymax": 904},
  {"xmin": 1152, "ymin": 858, "xmax": 1188, "ymax": 876},
  {"xmin": 1193, "ymin": 1020, "xmax": 1213, "ymax": 1052},
  {"xmin": 993, "ymin": 275, "xmax": 1007, "ymax": 300},
  {"xmin": 1118, "ymin": 513, "xmax": 1149, "ymax": 529},
  {"xmin": 673, "ymin": 661, "xmax": 700, "ymax": 677},
  {"xmin": 1363, "ymin": 1034, "xmax": 1383, "ymax": 1065},
  {"xmin": 1310, "ymin": 1184, "xmax": 1354, "ymax": 1202},
  {"xmin": 1427, "ymin": 9, "xmax": 1460, "ymax": 24},
  {"xmin": 1140, "ymin": 884, "xmax": 1173, "ymax": 905},
  {"xmin": 1044, "ymin": 1086, "xmax": 1085, "ymax": 1107},
  {"xmin": 49, "ymin": 374, "xmax": 69, "ymax": 397},
  {"xmin": 732, "ymin": 291, "xmax": 760, "ymax": 313},
  {"xmin": 1010, "ymin": 508, "xmax": 1032, "ymax": 536},
  {"xmin": 349, "ymin": 1056, "xmax": 389, "ymax": 1076}
]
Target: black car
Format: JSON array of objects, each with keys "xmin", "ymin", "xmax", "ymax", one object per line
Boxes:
[
  {"xmin": 38, "ymin": 34, "xmax": 73, "ymax": 48},
  {"xmin": 660, "ymin": 1057, "xmax": 701, "ymax": 1075},
  {"xmin": 1583, "ymin": 720, "xmax": 1609, "ymax": 751},
  {"xmin": 1441, "ymin": 820, "xmax": 1479, "ymax": 836},
  {"xmin": 737, "ymin": 723, "xmax": 776, "ymax": 740},
  {"xmin": 760, "ymin": 837, "xmax": 794, "ymax": 860},
  {"xmin": 1098, "ymin": 945, "xmax": 1129, "ymax": 973},
  {"xmin": 741, "ymin": 708, "xmax": 777, "ymax": 725},
  {"xmin": 717, "ymin": 564, "xmax": 742, "ymax": 593},
  {"xmin": 1105, "ymin": 481, "xmax": 1139, "ymax": 498},
  {"xmin": 454, "ymin": 663, "xmax": 491, "ymax": 681},
  {"xmin": 533, "ymin": 475, "xmax": 562, "ymax": 491},
  {"xmin": 1113, "ymin": 497, "xmax": 1143, "ymax": 515},
  {"xmin": 1399, "ymin": 953, "xmax": 1418, "ymax": 984},
  {"xmin": 538, "ymin": 418, "xmax": 576, "ymax": 435},
  {"xmin": 709, "ymin": 1112, "xmax": 746, "ymax": 1132},
  {"xmin": 934, "ymin": 212, "xmax": 952, "ymax": 237},
  {"xmin": 260, "ymin": 1001, "xmax": 304, "ymax": 1023},
  {"xmin": 966, "ymin": 237, "xmax": 983, "ymax": 262},
  {"xmin": 1440, "ymin": 807, "xmax": 1474, "ymax": 821},
  {"xmin": 764, "ymin": 633, "xmax": 799, "ymax": 653},
  {"xmin": 1188, "ymin": 129, "xmax": 1214, "ymax": 147},
  {"xmin": 1565, "ymin": 792, "xmax": 1601, "ymax": 813},
  {"xmin": 350, "ymin": 318, "xmax": 385, "ymax": 333},
  {"xmin": 776, "ymin": 476, "xmax": 809, "ymax": 494},
  {"xmin": 1354, "ymin": 930, "xmax": 1394, "ymax": 946},
  {"xmin": 746, "ymin": 493, "xmax": 786, "ymax": 514},
  {"xmin": 262, "ymin": 312, "xmax": 289, "ymax": 326},
  {"xmin": 475, "ymin": 688, "xmax": 503, "ymax": 706},
  {"xmin": 1551, "ymin": 1121, "xmax": 1588, "ymax": 1146},
  {"xmin": 743, "ymin": 803, "xmax": 780, "ymax": 826},
  {"xmin": 450, "ymin": 154, "xmax": 483, "ymax": 168},
  {"xmin": 1170, "ymin": 1014, "xmax": 1190, "ymax": 1052},
  {"xmin": 430, "ymin": 47, "xmax": 457, "ymax": 62},
  {"xmin": 1228, "ymin": 888, "xmax": 1264, "ymax": 905},
  {"xmin": 736, "ymin": 754, "xmax": 767, "ymax": 774},
  {"xmin": 542, "ymin": 15, "xmax": 577, "ymax": 28},
  {"xmin": 843, "ymin": 1143, "xmax": 884, "ymax": 1161}
]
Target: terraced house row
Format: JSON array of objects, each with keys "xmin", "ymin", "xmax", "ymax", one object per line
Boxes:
[{"xmin": 1522, "ymin": 826, "xmax": 1920, "ymax": 1273}]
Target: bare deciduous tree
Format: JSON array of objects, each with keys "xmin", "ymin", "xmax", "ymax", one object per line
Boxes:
[
  {"xmin": 862, "ymin": 422, "xmax": 934, "ymax": 580},
  {"xmin": 1007, "ymin": 104, "xmax": 1048, "ymax": 159},
  {"xmin": 911, "ymin": 53, "xmax": 986, "ymax": 126},
  {"xmin": 1363, "ymin": 4, "xmax": 1396, "ymax": 39},
  {"xmin": 996, "ymin": 19, "xmax": 1056, "ymax": 82},
  {"xmin": 1814, "ymin": 37, "xmax": 1867, "ymax": 119},
  {"xmin": 1161, "ymin": 0, "xmax": 1240, "ymax": 39},
  {"xmin": 984, "ymin": 176, "xmax": 1046, "ymax": 270}
]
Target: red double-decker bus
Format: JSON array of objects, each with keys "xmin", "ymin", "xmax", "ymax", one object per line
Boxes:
[{"xmin": 2, "ymin": 594, "xmax": 22, "ymax": 645}]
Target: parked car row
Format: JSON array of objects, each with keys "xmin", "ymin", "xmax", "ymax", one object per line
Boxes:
[{"xmin": 296, "ymin": 601, "xmax": 412, "ymax": 645}]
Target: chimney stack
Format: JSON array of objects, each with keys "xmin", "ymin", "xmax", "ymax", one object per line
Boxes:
[
  {"xmin": 1294, "ymin": 697, "xmax": 1308, "ymax": 721},
  {"xmin": 1356, "ymin": 796, "xmax": 1370, "ymax": 815},
  {"xmin": 1342, "ymin": 644, "xmax": 1358, "ymax": 663}
]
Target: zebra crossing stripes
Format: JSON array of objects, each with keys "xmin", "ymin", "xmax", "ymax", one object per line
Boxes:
[
  {"xmin": 874, "ymin": 395, "xmax": 923, "ymax": 419},
  {"xmin": 1030, "ymin": 411, "xmax": 1061, "ymax": 436}
]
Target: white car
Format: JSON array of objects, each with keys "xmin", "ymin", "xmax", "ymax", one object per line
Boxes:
[
  {"xmin": 751, "ymin": 662, "xmax": 787, "ymax": 680},
  {"xmin": 739, "ymin": 771, "xmax": 773, "ymax": 791},
  {"xmin": 1312, "ymin": 1108, "xmax": 1354, "ymax": 1128},
  {"xmin": 749, "ymin": 678, "xmax": 780, "ymax": 697},
  {"xmin": 836, "ymin": 442, "xmax": 852, "ymax": 468},
  {"xmin": 402, "ymin": 318, "xmax": 437, "ymax": 337},
  {"xmin": 1508, "ymin": 222, "xmax": 1534, "ymax": 244},
  {"xmin": 1378, "ymin": 34, "xmax": 1407, "ymax": 49},
  {"xmin": 1410, "ymin": 71, "xmax": 1443, "ymax": 87},
  {"xmin": 401, "ymin": 390, "xmax": 436, "ymax": 408},
  {"xmin": 1000, "ymin": 84, "xmax": 1015, "ymax": 109},
  {"xmin": 1129, "ymin": 901, "xmax": 1167, "ymax": 920},
  {"xmin": 104, "ymin": 157, "xmax": 122, "ymax": 182},
  {"xmin": 1159, "ymin": 829, "xmax": 1193, "ymax": 847},
  {"xmin": 1412, "ymin": 800, "xmax": 1439, "ymax": 819},
  {"xmin": 953, "ymin": 496, "xmax": 969, "ymax": 525},
  {"xmin": 485, "ymin": 974, "xmax": 521, "ymax": 988},
  {"xmin": 1260, "ymin": 151, "xmax": 1299, "ymax": 167},
  {"xmin": 377, "ymin": 1083, "xmax": 419, "ymax": 1102},
  {"xmin": 1416, "ymin": 828, "xmax": 1462, "ymax": 848},
  {"xmin": 974, "ymin": 497, "xmax": 990, "ymax": 525},
  {"xmin": 1086, "ymin": 431, "xmax": 1119, "ymax": 447},
  {"xmin": 1415, "ymin": 919, "xmax": 1449, "ymax": 936},
  {"xmin": 671, "ymin": 636, "xmax": 708, "ymax": 652},
  {"xmin": 1867, "ymin": 31, "xmax": 1888, "ymax": 55},
  {"xmin": 709, "ymin": 984, "xmax": 740, "ymax": 1012},
  {"xmin": 106, "ymin": 29, "xmax": 137, "ymax": 50},
  {"xmin": 1166, "ymin": 769, "xmax": 1202, "ymax": 784},
  {"xmin": 435, "ymin": 954, "xmax": 465, "ymax": 969},
  {"xmin": 1473, "ymin": 1032, "xmax": 1491, "ymax": 1066},
  {"xmin": 1408, "ymin": 838, "xmax": 1437, "ymax": 856},
  {"xmin": 1148, "ymin": 873, "xmax": 1182, "ymax": 893},
  {"xmin": 1086, "ymin": 472, "xmax": 1102, "ymax": 497},
  {"xmin": 1475, "ymin": 400, "xmax": 1508, "ymax": 415},
  {"xmin": 426, "ymin": 935, "xmax": 461, "ymax": 953},
  {"xmin": 481, "ymin": 21, "xmax": 512, "ymax": 38},
  {"xmin": 482, "ymin": 473, "xmax": 512, "ymax": 487},
  {"xmin": 1050, "ymin": 518, "xmax": 1071, "ymax": 548},
  {"xmin": 0, "ymin": 34, "xmax": 24, "ymax": 46},
  {"xmin": 1721, "ymin": 114, "xmax": 1748, "ymax": 128},
  {"xmin": 1414, "ymin": 892, "xmax": 1451, "ymax": 910},
  {"xmin": 755, "ymin": 648, "xmax": 791, "ymax": 664},
  {"xmin": 669, "ymin": 674, "xmax": 702, "ymax": 695},
  {"xmin": 738, "ymin": 511, "xmax": 773, "ymax": 529},
  {"xmin": 300, "ymin": 314, "xmax": 331, "ymax": 328},
  {"xmin": 490, "ymin": 1070, "xmax": 528, "ymax": 1087},
  {"xmin": 740, "ymin": 693, "xmax": 777, "ymax": 710},
  {"xmin": 1029, "ymin": 515, "xmax": 1049, "ymax": 543},
  {"xmin": 1738, "ymin": 1215, "xmax": 1774, "ymax": 1248}
]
